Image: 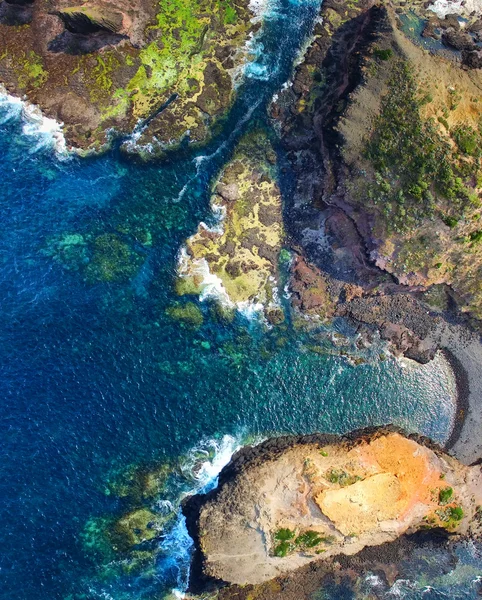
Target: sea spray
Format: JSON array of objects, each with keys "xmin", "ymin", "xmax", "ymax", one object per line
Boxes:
[
  {"xmin": 0, "ymin": 85, "xmax": 68, "ymax": 158},
  {"xmin": 162, "ymin": 435, "xmax": 241, "ymax": 597}
]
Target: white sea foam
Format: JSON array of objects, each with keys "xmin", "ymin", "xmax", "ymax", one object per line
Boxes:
[
  {"xmin": 428, "ymin": 0, "xmax": 482, "ymax": 18},
  {"xmin": 162, "ymin": 435, "xmax": 241, "ymax": 597},
  {"xmin": 177, "ymin": 247, "xmax": 234, "ymax": 307},
  {"xmin": 0, "ymin": 85, "xmax": 69, "ymax": 157},
  {"xmin": 249, "ymin": 0, "xmax": 271, "ymax": 20},
  {"xmin": 177, "ymin": 247, "xmax": 276, "ymax": 321},
  {"xmin": 364, "ymin": 573, "xmax": 384, "ymax": 588},
  {"xmin": 387, "ymin": 579, "xmax": 420, "ymax": 597}
]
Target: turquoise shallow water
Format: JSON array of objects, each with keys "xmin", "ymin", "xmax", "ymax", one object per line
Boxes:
[{"xmin": 0, "ymin": 1, "xmax": 480, "ymax": 598}]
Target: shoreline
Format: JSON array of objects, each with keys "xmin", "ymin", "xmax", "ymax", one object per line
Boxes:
[
  {"xmin": 0, "ymin": 84, "xmax": 69, "ymax": 157},
  {"xmin": 440, "ymin": 347, "xmax": 471, "ymax": 453},
  {"xmin": 183, "ymin": 425, "xmax": 481, "ymax": 598},
  {"xmin": 425, "ymin": 321, "xmax": 482, "ymax": 465}
]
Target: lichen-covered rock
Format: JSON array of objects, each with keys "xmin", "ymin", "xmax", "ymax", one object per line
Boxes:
[
  {"xmin": 176, "ymin": 131, "xmax": 285, "ymax": 318},
  {"xmin": 0, "ymin": 0, "xmax": 258, "ymax": 152}
]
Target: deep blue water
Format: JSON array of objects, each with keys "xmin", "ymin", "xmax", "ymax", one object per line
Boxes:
[{"xmin": 0, "ymin": 1, "xmax": 480, "ymax": 598}]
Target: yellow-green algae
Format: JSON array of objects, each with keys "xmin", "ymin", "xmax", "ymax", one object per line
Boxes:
[{"xmin": 177, "ymin": 131, "xmax": 284, "ymax": 315}]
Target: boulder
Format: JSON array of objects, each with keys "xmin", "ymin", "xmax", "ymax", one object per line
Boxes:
[
  {"xmin": 462, "ymin": 49, "xmax": 482, "ymax": 69},
  {"xmin": 53, "ymin": 4, "xmax": 124, "ymax": 34}
]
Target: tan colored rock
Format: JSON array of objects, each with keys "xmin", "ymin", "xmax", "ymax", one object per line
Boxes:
[
  {"xmin": 316, "ymin": 473, "xmax": 402, "ymax": 536},
  {"xmin": 184, "ymin": 430, "xmax": 482, "ymax": 587}
]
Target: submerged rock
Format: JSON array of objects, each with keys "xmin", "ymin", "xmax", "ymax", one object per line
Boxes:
[
  {"xmin": 183, "ymin": 428, "xmax": 482, "ymax": 591},
  {"xmin": 165, "ymin": 302, "xmax": 204, "ymax": 329},
  {"xmin": 108, "ymin": 508, "xmax": 165, "ymax": 551}
]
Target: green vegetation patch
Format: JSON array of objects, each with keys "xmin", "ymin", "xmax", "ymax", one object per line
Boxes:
[
  {"xmin": 364, "ymin": 60, "xmax": 480, "ymax": 234},
  {"xmin": 272, "ymin": 529, "xmax": 334, "ymax": 557},
  {"xmin": 436, "ymin": 504, "xmax": 464, "ymax": 529},
  {"xmin": 294, "ymin": 530, "xmax": 323, "ymax": 548},
  {"xmin": 274, "ymin": 528, "xmax": 295, "ymax": 541},
  {"xmin": 14, "ymin": 51, "xmax": 48, "ymax": 90},
  {"xmin": 273, "ymin": 541, "xmax": 291, "ymax": 557},
  {"xmin": 373, "ymin": 47, "xmax": 393, "ymax": 60},
  {"xmin": 126, "ymin": 0, "xmax": 248, "ymax": 120},
  {"xmin": 438, "ymin": 486, "xmax": 454, "ymax": 505},
  {"xmin": 452, "ymin": 124, "xmax": 481, "ymax": 157},
  {"xmin": 324, "ymin": 468, "xmax": 361, "ymax": 487}
]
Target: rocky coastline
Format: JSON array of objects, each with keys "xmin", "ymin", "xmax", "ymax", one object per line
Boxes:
[
  {"xmin": 2, "ymin": 0, "xmax": 482, "ymax": 595},
  {"xmin": 183, "ymin": 426, "xmax": 482, "ymax": 598},
  {"xmin": 0, "ymin": 0, "xmax": 259, "ymax": 154}
]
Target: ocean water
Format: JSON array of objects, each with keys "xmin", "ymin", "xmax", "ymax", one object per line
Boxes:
[{"xmin": 0, "ymin": 0, "xmax": 480, "ymax": 598}]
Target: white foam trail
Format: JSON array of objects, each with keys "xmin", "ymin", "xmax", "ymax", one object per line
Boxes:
[
  {"xmin": 0, "ymin": 84, "xmax": 69, "ymax": 158},
  {"xmin": 162, "ymin": 435, "xmax": 241, "ymax": 597},
  {"xmin": 191, "ymin": 435, "xmax": 240, "ymax": 491}
]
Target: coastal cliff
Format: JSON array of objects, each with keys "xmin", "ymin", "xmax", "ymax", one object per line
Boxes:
[
  {"xmin": 0, "ymin": 0, "xmax": 258, "ymax": 153},
  {"xmin": 272, "ymin": 0, "xmax": 482, "ymax": 352},
  {"xmin": 183, "ymin": 428, "xmax": 482, "ymax": 597}
]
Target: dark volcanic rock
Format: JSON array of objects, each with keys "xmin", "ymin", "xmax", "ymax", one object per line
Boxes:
[
  {"xmin": 442, "ymin": 27, "xmax": 476, "ymax": 51},
  {"xmin": 462, "ymin": 48, "xmax": 482, "ymax": 68},
  {"xmin": 53, "ymin": 5, "xmax": 124, "ymax": 34}
]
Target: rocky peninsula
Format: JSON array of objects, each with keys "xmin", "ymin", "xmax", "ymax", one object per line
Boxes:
[{"xmin": 183, "ymin": 428, "xmax": 482, "ymax": 598}]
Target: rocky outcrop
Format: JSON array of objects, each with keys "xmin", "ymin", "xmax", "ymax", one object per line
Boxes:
[
  {"xmin": 183, "ymin": 428, "xmax": 482, "ymax": 593},
  {"xmin": 269, "ymin": 0, "xmax": 482, "ymax": 361},
  {"xmin": 176, "ymin": 131, "xmax": 285, "ymax": 320},
  {"xmin": 53, "ymin": 5, "xmax": 125, "ymax": 35},
  {"xmin": 0, "ymin": 0, "xmax": 257, "ymax": 152}
]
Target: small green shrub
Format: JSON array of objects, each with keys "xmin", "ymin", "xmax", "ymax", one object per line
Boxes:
[
  {"xmin": 452, "ymin": 125, "xmax": 480, "ymax": 156},
  {"xmin": 448, "ymin": 506, "xmax": 463, "ymax": 521},
  {"xmin": 374, "ymin": 47, "xmax": 393, "ymax": 60},
  {"xmin": 469, "ymin": 230, "xmax": 482, "ymax": 243},
  {"xmin": 273, "ymin": 541, "xmax": 291, "ymax": 557},
  {"xmin": 442, "ymin": 215, "xmax": 458, "ymax": 228},
  {"xmin": 325, "ymin": 469, "xmax": 361, "ymax": 487},
  {"xmin": 274, "ymin": 528, "xmax": 295, "ymax": 542},
  {"xmin": 438, "ymin": 487, "xmax": 453, "ymax": 505},
  {"xmin": 295, "ymin": 531, "xmax": 322, "ymax": 548},
  {"xmin": 438, "ymin": 116, "xmax": 449, "ymax": 130}
]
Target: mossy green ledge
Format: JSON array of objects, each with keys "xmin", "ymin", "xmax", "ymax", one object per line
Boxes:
[{"xmin": 0, "ymin": 0, "xmax": 259, "ymax": 155}]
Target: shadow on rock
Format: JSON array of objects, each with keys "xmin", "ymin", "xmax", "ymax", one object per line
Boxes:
[{"xmin": 0, "ymin": 0, "xmax": 33, "ymax": 25}]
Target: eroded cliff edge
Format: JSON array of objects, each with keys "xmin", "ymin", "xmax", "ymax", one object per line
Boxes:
[
  {"xmin": 183, "ymin": 428, "xmax": 482, "ymax": 598},
  {"xmin": 0, "ymin": 0, "xmax": 258, "ymax": 153}
]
